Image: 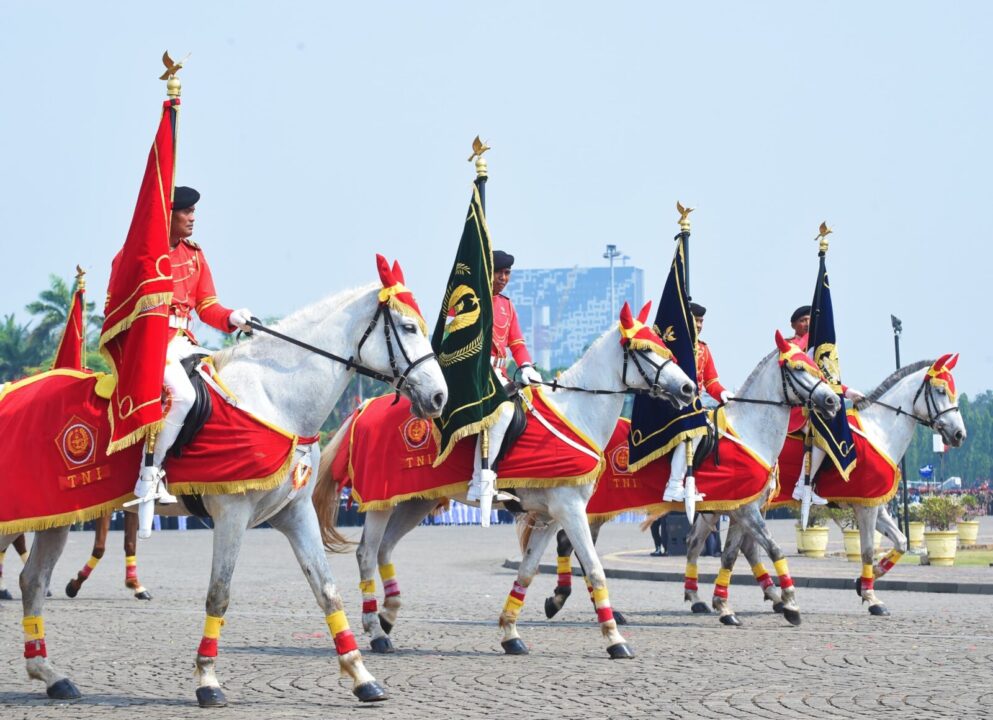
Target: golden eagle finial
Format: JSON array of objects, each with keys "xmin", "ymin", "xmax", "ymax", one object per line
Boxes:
[
  {"xmin": 676, "ymin": 201, "xmax": 695, "ymax": 231},
  {"xmin": 467, "ymin": 136, "xmax": 491, "ymax": 163},
  {"xmin": 815, "ymin": 221, "xmax": 832, "ymax": 252},
  {"xmin": 75, "ymin": 264, "xmax": 86, "ymax": 291},
  {"xmin": 159, "ymin": 51, "xmax": 190, "ymax": 98}
]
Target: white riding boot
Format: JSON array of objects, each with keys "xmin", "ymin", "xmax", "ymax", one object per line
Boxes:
[
  {"xmin": 792, "ymin": 482, "xmax": 828, "ymax": 506},
  {"xmin": 662, "ymin": 478, "xmax": 686, "ymax": 502}
]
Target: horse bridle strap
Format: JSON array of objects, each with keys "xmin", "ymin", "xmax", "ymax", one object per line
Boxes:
[
  {"xmin": 868, "ymin": 379, "xmax": 960, "ymax": 430},
  {"xmin": 727, "ymin": 365, "xmax": 825, "ymax": 410},
  {"xmin": 536, "ymin": 347, "xmax": 671, "ymax": 396}
]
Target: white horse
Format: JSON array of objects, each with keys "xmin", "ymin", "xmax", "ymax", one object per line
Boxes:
[
  {"xmin": 545, "ymin": 334, "xmax": 841, "ymax": 626},
  {"xmin": 1, "ymin": 257, "xmax": 447, "ymax": 707},
  {"xmin": 314, "ymin": 301, "xmax": 696, "ymax": 658},
  {"xmin": 695, "ymin": 355, "xmax": 967, "ymax": 619}
]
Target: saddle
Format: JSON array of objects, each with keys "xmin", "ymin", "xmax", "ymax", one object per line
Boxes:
[
  {"xmin": 493, "ymin": 383, "xmax": 528, "ymax": 469},
  {"xmin": 168, "ymin": 353, "xmax": 213, "ymax": 459},
  {"xmin": 691, "ymin": 410, "xmax": 720, "ymax": 472}
]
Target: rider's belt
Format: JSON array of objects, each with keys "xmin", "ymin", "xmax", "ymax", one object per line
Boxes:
[
  {"xmin": 491, "ymin": 356, "xmax": 507, "ymax": 369},
  {"xmin": 169, "ymin": 315, "xmax": 191, "ymax": 331}
]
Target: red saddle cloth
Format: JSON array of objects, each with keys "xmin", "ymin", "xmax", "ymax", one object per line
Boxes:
[
  {"xmin": 586, "ymin": 413, "xmax": 775, "ymax": 519},
  {"xmin": 332, "ymin": 389, "xmax": 602, "ymax": 511},
  {"xmin": 769, "ymin": 411, "xmax": 899, "ymax": 509},
  {"xmin": 0, "ymin": 368, "xmax": 301, "ymax": 534}
]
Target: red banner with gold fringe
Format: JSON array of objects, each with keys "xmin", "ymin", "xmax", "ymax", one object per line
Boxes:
[{"xmin": 52, "ymin": 281, "xmax": 86, "ymax": 371}]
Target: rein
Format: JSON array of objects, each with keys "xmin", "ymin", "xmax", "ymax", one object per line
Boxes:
[
  {"xmin": 530, "ymin": 347, "xmax": 673, "ymax": 397},
  {"xmin": 726, "ymin": 365, "xmax": 826, "ymax": 410},
  {"xmin": 866, "ymin": 378, "xmax": 960, "ymax": 430},
  {"xmin": 245, "ymin": 305, "xmax": 436, "ymax": 394}
]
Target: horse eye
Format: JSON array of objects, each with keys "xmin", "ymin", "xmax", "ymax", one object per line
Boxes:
[
  {"xmin": 403, "ymin": 322, "xmax": 417, "ymax": 334},
  {"xmin": 936, "ymin": 386, "xmax": 946, "ymax": 395}
]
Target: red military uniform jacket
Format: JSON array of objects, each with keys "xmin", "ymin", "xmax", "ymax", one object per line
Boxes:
[
  {"xmin": 695, "ymin": 340, "xmax": 727, "ymax": 402},
  {"xmin": 168, "ymin": 239, "xmax": 234, "ymax": 340},
  {"xmin": 492, "ymin": 293, "xmax": 532, "ymax": 368}
]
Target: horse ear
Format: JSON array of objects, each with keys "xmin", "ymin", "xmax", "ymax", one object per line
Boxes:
[
  {"xmin": 775, "ymin": 329, "xmax": 791, "ymax": 353},
  {"xmin": 376, "ymin": 254, "xmax": 395, "ymax": 287},
  {"xmin": 932, "ymin": 353, "xmax": 951, "ymax": 371},
  {"xmin": 619, "ymin": 301, "xmax": 634, "ymax": 328},
  {"xmin": 637, "ymin": 301, "xmax": 652, "ymax": 324},
  {"xmin": 391, "ymin": 260, "xmax": 406, "ymax": 285},
  {"xmin": 946, "ymin": 353, "xmax": 959, "ymax": 370}
]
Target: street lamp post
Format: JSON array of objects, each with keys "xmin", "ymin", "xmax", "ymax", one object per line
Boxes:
[
  {"xmin": 603, "ymin": 244, "xmax": 622, "ymax": 318},
  {"xmin": 892, "ymin": 314, "xmax": 911, "ymax": 534}
]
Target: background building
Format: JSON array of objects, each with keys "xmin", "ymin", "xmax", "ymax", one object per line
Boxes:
[{"xmin": 505, "ymin": 266, "xmax": 644, "ymax": 371}]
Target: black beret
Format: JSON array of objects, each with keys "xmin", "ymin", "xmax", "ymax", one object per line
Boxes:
[
  {"xmin": 689, "ymin": 302, "xmax": 706, "ymax": 317},
  {"xmin": 791, "ymin": 305, "xmax": 812, "ymax": 323},
  {"xmin": 172, "ymin": 186, "xmax": 200, "ymax": 211},
  {"xmin": 493, "ymin": 250, "xmax": 515, "ymax": 271}
]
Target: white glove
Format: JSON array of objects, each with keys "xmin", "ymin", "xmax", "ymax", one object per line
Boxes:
[
  {"xmin": 519, "ymin": 364, "xmax": 543, "ymax": 386},
  {"xmin": 844, "ymin": 387, "xmax": 865, "ymax": 403},
  {"xmin": 720, "ymin": 390, "xmax": 734, "ymax": 404},
  {"xmin": 229, "ymin": 308, "xmax": 254, "ymax": 331}
]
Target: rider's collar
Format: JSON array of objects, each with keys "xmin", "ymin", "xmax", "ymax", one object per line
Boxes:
[
  {"xmin": 617, "ymin": 301, "xmax": 673, "ymax": 361},
  {"xmin": 926, "ymin": 353, "xmax": 959, "ymax": 403},
  {"xmin": 376, "ymin": 254, "xmax": 428, "ymax": 335}
]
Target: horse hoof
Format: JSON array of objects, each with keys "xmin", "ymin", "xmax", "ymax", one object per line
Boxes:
[
  {"xmin": 772, "ymin": 601, "xmax": 785, "ymax": 614},
  {"xmin": 46, "ymin": 589, "xmax": 53, "ymax": 598},
  {"xmin": 0, "ymin": 588, "xmax": 13, "ymax": 600},
  {"xmin": 378, "ymin": 614, "xmax": 393, "ymax": 634},
  {"xmin": 135, "ymin": 590, "xmax": 153, "ymax": 601},
  {"xmin": 607, "ymin": 642, "xmax": 635, "ymax": 659},
  {"xmin": 501, "ymin": 638, "xmax": 529, "ymax": 655},
  {"xmin": 544, "ymin": 597, "xmax": 560, "ymax": 619},
  {"xmin": 196, "ymin": 686, "xmax": 227, "ymax": 708},
  {"xmin": 783, "ymin": 608, "xmax": 802, "ymax": 626},
  {"xmin": 370, "ymin": 636, "xmax": 395, "ymax": 654},
  {"xmin": 854, "ymin": 577, "xmax": 863, "ymax": 597},
  {"xmin": 869, "ymin": 604, "xmax": 891, "ymax": 617},
  {"xmin": 691, "ymin": 601, "xmax": 712, "ymax": 614},
  {"xmin": 47, "ymin": 678, "xmax": 82, "ymax": 700},
  {"xmin": 613, "ymin": 610, "xmax": 628, "ymax": 626},
  {"xmin": 353, "ymin": 681, "xmax": 388, "ymax": 702},
  {"xmin": 719, "ymin": 614, "xmax": 742, "ymax": 627},
  {"xmin": 64, "ymin": 581, "xmax": 79, "ymax": 599}
]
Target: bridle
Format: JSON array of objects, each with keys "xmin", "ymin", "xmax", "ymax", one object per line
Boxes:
[
  {"xmin": 532, "ymin": 345, "xmax": 676, "ymax": 398},
  {"xmin": 245, "ymin": 303, "xmax": 436, "ymax": 396},
  {"xmin": 728, "ymin": 362, "xmax": 829, "ymax": 411},
  {"xmin": 867, "ymin": 376, "xmax": 961, "ymax": 433}
]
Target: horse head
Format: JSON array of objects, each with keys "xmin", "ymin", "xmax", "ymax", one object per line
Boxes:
[
  {"xmin": 618, "ymin": 301, "xmax": 695, "ymax": 408},
  {"xmin": 774, "ymin": 330, "xmax": 839, "ymax": 418},
  {"xmin": 917, "ymin": 353, "xmax": 966, "ymax": 447},
  {"xmin": 364, "ymin": 255, "xmax": 448, "ymax": 419}
]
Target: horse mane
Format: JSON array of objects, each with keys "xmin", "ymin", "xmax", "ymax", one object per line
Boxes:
[
  {"xmin": 737, "ymin": 349, "xmax": 778, "ymax": 393},
  {"xmin": 212, "ymin": 283, "xmax": 376, "ymax": 371},
  {"xmin": 856, "ymin": 359, "xmax": 933, "ymax": 410}
]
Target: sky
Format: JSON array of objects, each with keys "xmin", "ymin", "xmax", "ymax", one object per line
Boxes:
[{"xmin": 1, "ymin": 2, "xmax": 990, "ymax": 397}]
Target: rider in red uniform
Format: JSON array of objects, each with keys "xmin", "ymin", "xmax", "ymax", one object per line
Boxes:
[{"xmin": 132, "ymin": 186, "xmax": 253, "ymax": 527}]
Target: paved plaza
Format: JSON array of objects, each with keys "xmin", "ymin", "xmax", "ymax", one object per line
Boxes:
[{"xmin": 1, "ymin": 520, "xmax": 991, "ymax": 719}]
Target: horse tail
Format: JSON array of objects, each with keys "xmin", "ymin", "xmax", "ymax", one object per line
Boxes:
[
  {"xmin": 516, "ymin": 512, "xmax": 537, "ymax": 555},
  {"xmin": 312, "ymin": 415, "xmax": 357, "ymax": 554}
]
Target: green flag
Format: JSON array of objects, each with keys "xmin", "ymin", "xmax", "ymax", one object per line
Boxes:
[{"xmin": 432, "ymin": 184, "xmax": 509, "ymax": 465}]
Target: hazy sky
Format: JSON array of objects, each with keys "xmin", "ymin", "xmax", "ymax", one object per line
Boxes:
[{"xmin": 2, "ymin": 2, "xmax": 990, "ymax": 397}]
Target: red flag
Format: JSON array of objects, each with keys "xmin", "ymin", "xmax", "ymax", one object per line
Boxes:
[
  {"xmin": 98, "ymin": 98, "xmax": 178, "ymax": 453},
  {"xmin": 51, "ymin": 276, "xmax": 85, "ymax": 371}
]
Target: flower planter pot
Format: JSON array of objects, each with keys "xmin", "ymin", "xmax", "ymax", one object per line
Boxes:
[
  {"xmin": 908, "ymin": 521, "xmax": 925, "ymax": 550},
  {"xmin": 842, "ymin": 529, "xmax": 861, "ymax": 562},
  {"xmin": 796, "ymin": 526, "xmax": 829, "ymax": 558},
  {"xmin": 957, "ymin": 520, "xmax": 979, "ymax": 548},
  {"xmin": 924, "ymin": 530, "xmax": 958, "ymax": 566}
]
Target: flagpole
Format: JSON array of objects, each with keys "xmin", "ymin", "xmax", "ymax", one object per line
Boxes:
[
  {"xmin": 470, "ymin": 135, "xmax": 489, "ymax": 213},
  {"xmin": 676, "ymin": 202, "xmax": 693, "ymax": 301},
  {"xmin": 675, "ymin": 202, "xmax": 699, "ymax": 522},
  {"xmin": 470, "ymin": 136, "xmax": 492, "ymax": 525},
  {"xmin": 76, "ymin": 265, "xmax": 86, "ymax": 369}
]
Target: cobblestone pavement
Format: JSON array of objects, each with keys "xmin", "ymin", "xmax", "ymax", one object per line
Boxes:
[{"xmin": 1, "ymin": 523, "xmax": 991, "ymax": 719}]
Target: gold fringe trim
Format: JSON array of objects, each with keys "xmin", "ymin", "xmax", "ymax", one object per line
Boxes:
[
  {"xmin": 432, "ymin": 404, "xmax": 508, "ymax": 467},
  {"xmin": 168, "ymin": 440, "xmax": 299, "ymax": 497},
  {"xmin": 811, "ymin": 428, "xmax": 857, "ymax": 482},
  {"xmin": 0, "ymin": 494, "xmax": 133, "ymax": 536},
  {"xmin": 496, "ymin": 458, "xmax": 604, "ymax": 490},
  {"xmin": 654, "ymin": 483, "xmax": 772, "ymax": 515},
  {"xmin": 105, "ymin": 419, "xmax": 165, "ymax": 456},
  {"xmin": 588, "ymin": 502, "xmax": 668, "ymax": 525},
  {"xmin": 98, "ymin": 291, "xmax": 173, "ymax": 351},
  {"xmin": 627, "ymin": 425, "xmax": 710, "ymax": 474},
  {"xmin": 351, "ymin": 481, "xmax": 467, "ymax": 512}
]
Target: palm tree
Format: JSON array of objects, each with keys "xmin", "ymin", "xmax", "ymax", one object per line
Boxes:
[{"xmin": 0, "ymin": 314, "xmax": 45, "ymax": 381}]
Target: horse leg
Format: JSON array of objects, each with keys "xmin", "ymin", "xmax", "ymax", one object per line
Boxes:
[
  {"xmin": 20, "ymin": 527, "xmax": 80, "ymax": 699},
  {"xmin": 65, "ymin": 515, "xmax": 109, "ymax": 598},
  {"xmin": 499, "ymin": 518, "xmax": 559, "ymax": 655},
  {"xmin": 356, "ymin": 509, "xmax": 391, "ymax": 652},
  {"xmin": 123, "ymin": 511, "xmax": 151, "ymax": 600},
  {"xmin": 873, "ymin": 505, "xmax": 908, "ymax": 582},
  {"xmin": 741, "ymin": 532, "xmax": 783, "ymax": 613},
  {"xmin": 543, "ymin": 528, "xmax": 574, "ymax": 619},
  {"xmin": 711, "ymin": 520, "xmax": 745, "ymax": 626},
  {"xmin": 0, "ymin": 536, "xmax": 14, "ymax": 600},
  {"xmin": 554, "ymin": 500, "xmax": 633, "ymax": 659},
  {"xmin": 733, "ymin": 502, "xmax": 801, "ymax": 626},
  {"xmin": 853, "ymin": 505, "xmax": 893, "ymax": 616},
  {"xmin": 684, "ymin": 513, "xmax": 717, "ymax": 614},
  {"xmin": 267, "ymin": 496, "xmax": 387, "ymax": 703}
]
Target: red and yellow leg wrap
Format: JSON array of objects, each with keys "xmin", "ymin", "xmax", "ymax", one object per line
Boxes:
[
  {"xmin": 125, "ymin": 555, "xmax": 138, "ymax": 581},
  {"xmin": 379, "ymin": 563, "xmax": 399, "ymax": 599},
  {"xmin": 503, "ymin": 581, "xmax": 527, "ymax": 622},
  {"xmin": 79, "ymin": 554, "xmax": 100, "ymax": 580},
  {"xmin": 326, "ymin": 610, "xmax": 359, "ymax": 656},
  {"xmin": 714, "ymin": 568, "xmax": 732, "ymax": 599},
  {"xmin": 556, "ymin": 556, "xmax": 573, "ymax": 587},
  {"xmin": 751, "ymin": 562, "xmax": 774, "ymax": 590},
  {"xmin": 584, "ymin": 576, "xmax": 595, "ymax": 601},
  {"xmin": 877, "ymin": 549, "xmax": 903, "ymax": 576},
  {"xmin": 23, "ymin": 615, "xmax": 46, "ymax": 659},
  {"xmin": 0, "ymin": 549, "xmax": 6, "ymax": 575},
  {"xmin": 773, "ymin": 558, "xmax": 794, "ymax": 590},
  {"xmin": 197, "ymin": 615, "xmax": 225, "ymax": 657},
  {"xmin": 359, "ymin": 578, "xmax": 378, "ymax": 614},
  {"xmin": 861, "ymin": 564, "xmax": 875, "ymax": 592},
  {"xmin": 591, "ymin": 585, "xmax": 614, "ymax": 624},
  {"xmin": 684, "ymin": 562, "xmax": 699, "ymax": 592}
]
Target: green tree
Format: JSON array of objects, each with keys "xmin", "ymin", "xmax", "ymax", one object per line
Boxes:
[{"xmin": 0, "ymin": 314, "xmax": 45, "ymax": 381}]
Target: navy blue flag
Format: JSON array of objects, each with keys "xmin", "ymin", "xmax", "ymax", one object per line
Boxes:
[
  {"xmin": 628, "ymin": 234, "xmax": 708, "ymax": 472},
  {"xmin": 807, "ymin": 250, "xmax": 856, "ymax": 480}
]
